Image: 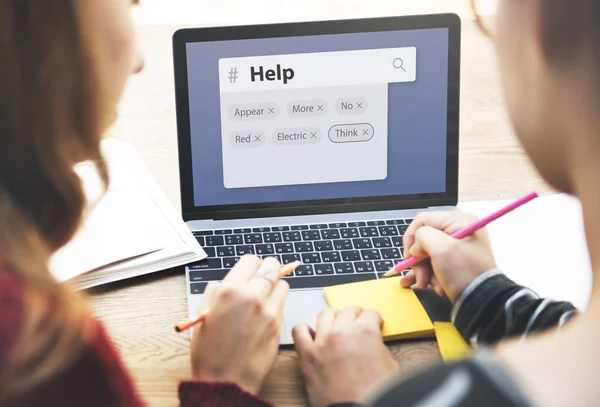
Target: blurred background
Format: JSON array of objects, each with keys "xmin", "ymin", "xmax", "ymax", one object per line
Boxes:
[{"xmin": 132, "ymin": 0, "xmax": 498, "ymax": 26}]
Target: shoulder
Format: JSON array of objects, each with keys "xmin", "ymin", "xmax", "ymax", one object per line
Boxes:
[
  {"xmin": 371, "ymin": 352, "xmax": 532, "ymax": 407},
  {"xmin": 37, "ymin": 319, "xmax": 147, "ymax": 407},
  {"xmin": 0, "ymin": 257, "xmax": 145, "ymax": 406}
]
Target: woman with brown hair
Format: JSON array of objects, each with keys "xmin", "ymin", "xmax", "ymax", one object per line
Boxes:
[{"xmin": 0, "ymin": 1, "xmax": 291, "ymax": 406}]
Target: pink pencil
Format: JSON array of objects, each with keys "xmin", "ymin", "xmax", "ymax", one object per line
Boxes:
[{"xmin": 383, "ymin": 191, "xmax": 539, "ymax": 278}]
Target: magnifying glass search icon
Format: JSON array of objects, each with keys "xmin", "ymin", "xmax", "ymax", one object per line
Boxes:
[{"xmin": 393, "ymin": 57, "xmax": 406, "ymax": 72}]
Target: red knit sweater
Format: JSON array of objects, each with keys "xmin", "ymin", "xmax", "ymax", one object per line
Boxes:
[{"xmin": 0, "ymin": 259, "xmax": 272, "ymax": 407}]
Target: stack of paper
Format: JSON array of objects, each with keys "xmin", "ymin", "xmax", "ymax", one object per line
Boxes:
[
  {"xmin": 49, "ymin": 140, "xmax": 206, "ymax": 290},
  {"xmin": 324, "ymin": 276, "xmax": 435, "ymax": 341},
  {"xmin": 434, "ymin": 322, "xmax": 471, "ymax": 362}
]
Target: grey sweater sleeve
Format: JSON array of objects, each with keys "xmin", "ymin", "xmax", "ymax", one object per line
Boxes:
[{"xmin": 451, "ymin": 269, "xmax": 578, "ymax": 345}]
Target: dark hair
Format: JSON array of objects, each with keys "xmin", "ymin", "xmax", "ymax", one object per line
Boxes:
[
  {"xmin": 0, "ymin": 0, "xmax": 108, "ymax": 401},
  {"xmin": 541, "ymin": 0, "xmax": 600, "ymax": 65}
]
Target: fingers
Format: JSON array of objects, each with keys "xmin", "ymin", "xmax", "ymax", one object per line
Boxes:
[
  {"xmin": 198, "ymin": 281, "xmax": 219, "ymax": 310},
  {"xmin": 400, "ymin": 267, "xmax": 446, "ymax": 296},
  {"xmin": 193, "ymin": 282, "xmax": 219, "ymax": 337},
  {"xmin": 413, "ymin": 263, "xmax": 431, "ymax": 289},
  {"xmin": 333, "ymin": 306, "xmax": 362, "ymax": 328},
  {"xmin": 430, "ymin": 275, "xmax": 446, "ymax": 297},
  {"xmin": 224, "ymin": 254, "xmax": 262, "ymax": 283},
  {"xmin": 403, "ymin": 211, "xmax": 478, "ymax": 258},
  {"xmin": 409, "ymin": 242, "xmax": 428, "ymax": 258},
  {"xmin": 316, "ymin": 307, "xmax": 337, "ymax": 336},
  {"xmin": 194, "ymin": 283, "xmax": 217, "ymax": 325},
  {"xmin": 403, "ymin": 212, "xmax": 453, "ymax": 257},
  {"xmin": 292, "ymin": 323, "xmax": 315, "ymax": 354},
  {"xmin": 264, "ymin": 279, "xmax": 290, "ymax": 316},
  {"xmin": 400, "ymin": 270, "xmax": 416, "ymax": 288},
  {"xmin": 247, "ymin": 257, "xmax": 282, "ymax": 299},
  {"xmin": 357, "ymin": 309, "xmax": 383, "ymax": 330},
  {"xmin": 414, "ymin": 226, "xmax": 457, "ymax": 258}
]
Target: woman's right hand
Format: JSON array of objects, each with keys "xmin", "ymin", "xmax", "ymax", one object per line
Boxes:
[
  {"xmin": 400, "ymin": 211, "xmax": 497, "ymax": 302},
  {"xmin": 190, "ymin": 255, "xmax": 289, "ymax": 395}
]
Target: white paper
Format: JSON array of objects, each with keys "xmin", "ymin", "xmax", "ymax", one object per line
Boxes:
[
  {"xmin": 49, "ymin": 139, "xmax": 206, "ymax": 286},
  {"xmin": 50, "ymin": 159, "xmax": 164, "ymax": 282},
  {"xmin": 458, "ymin": 193, "xmax": 592, "ymax": 310}
]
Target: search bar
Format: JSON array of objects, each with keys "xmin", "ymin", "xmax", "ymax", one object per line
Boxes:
[{"xmin": 219, "ymin": 47, "xmax": 417, "ymax": 93}]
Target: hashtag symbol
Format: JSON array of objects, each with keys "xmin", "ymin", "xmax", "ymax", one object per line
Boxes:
[{"xmin": 228, "ymin": 67, "xmax": 238, "ymax": 83}]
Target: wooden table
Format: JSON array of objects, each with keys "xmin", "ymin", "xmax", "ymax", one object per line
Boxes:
[{"xmin": 90, "ymin": 9, "xmax": 554, "ymax": 407}]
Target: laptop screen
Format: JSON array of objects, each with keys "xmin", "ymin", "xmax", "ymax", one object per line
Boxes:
[{"xmin": 182, "ymin": 25, "xmax": 453, "ymax": 210}]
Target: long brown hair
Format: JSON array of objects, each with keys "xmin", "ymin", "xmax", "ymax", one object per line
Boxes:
[{"xmin": 0, "ymin": 0, "xmax": 109, "ymax": 401}]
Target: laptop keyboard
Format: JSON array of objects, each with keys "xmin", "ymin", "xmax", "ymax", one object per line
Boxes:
[{"xmin": 188, "ymin": 219, "xmax": 413, "ymax": 294}]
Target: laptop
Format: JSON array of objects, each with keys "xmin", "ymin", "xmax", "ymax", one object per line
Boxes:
[{"xmin": 172, "ymin": 14, "xmax": 461, "ymax": 344}]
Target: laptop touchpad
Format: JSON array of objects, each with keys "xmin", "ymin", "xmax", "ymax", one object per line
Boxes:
[{"xmin": 281, "ymin": 289, "xmax": 328, "ymax": 345}]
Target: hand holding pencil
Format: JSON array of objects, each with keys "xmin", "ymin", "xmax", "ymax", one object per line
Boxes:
[
  {"xmin": 183, "ymin": 255, "xmax": 298, "ymax": 396},
  {"xmin": 175, "ymin": 259, "xmax": 300, "ymax": 332},
  {"xmin": 393, "ymin": 192, "xmax": 537, "ymax": 302}
]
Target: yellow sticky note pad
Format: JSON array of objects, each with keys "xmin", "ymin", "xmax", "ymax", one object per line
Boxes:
[
  {"xmin": 323, "ymin": 277, "xmax": 434, "ymax": 341},
  {"xmin": 434, "ymin": 322, "xmax": 471, "ymax": 362}
]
